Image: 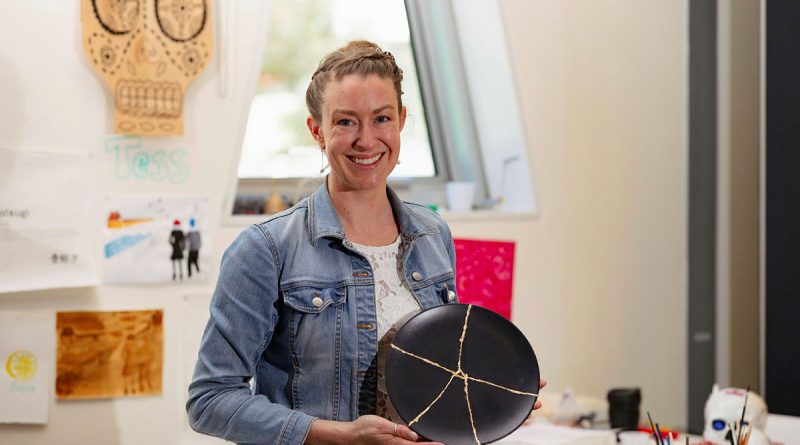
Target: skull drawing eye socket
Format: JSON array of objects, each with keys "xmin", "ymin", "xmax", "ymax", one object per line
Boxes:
[
  {"xmin": 711, "ymin": 419, "xmax": 727, "ymax": 431},
  {"xmin": 91, "ymin": 0, "xmax": 140, "ymax": 35},
  {"xmin": 155, "ymin": 0, "xmax": 208, "ymax": 42},
  {"xmin": 100, "ymin": 46, "xmax": 117, "ymax": 66},
  {"xmin": 182, "ymin": 50, "xmax": 201, "ymax": 70}
]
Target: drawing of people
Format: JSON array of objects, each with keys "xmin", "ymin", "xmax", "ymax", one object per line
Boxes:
[
  {"xmin": 169, "ymin": 219, "xmax": 185, "ymax": 281},
  {"xmin": 186, "ymin": 218, "xmax": 202, "ymax": 278}
]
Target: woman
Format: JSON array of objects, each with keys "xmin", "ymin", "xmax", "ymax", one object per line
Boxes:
[{"xmin": 188, "ymin": 41, "xmax": 540, "ymax": 445}]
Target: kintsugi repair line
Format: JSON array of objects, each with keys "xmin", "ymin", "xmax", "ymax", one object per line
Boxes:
[{"xmin": 390, "ymin": 305, "xmax": 538, "ymax": 444}]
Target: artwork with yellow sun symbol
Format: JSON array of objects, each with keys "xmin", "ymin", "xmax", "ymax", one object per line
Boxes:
[
  {"xmin": 1, "ymin": 312, "xmax": 52, "ymax": 424},
  {"xmin": 5, "ymin": 350, "xmax": 38, "ymax": 383}
]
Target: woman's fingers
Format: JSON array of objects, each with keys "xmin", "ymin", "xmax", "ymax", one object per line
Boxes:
[
  {"xmin": 394, "ymin": 424, "xmax": 419, "ymax": 442},
  {"xmin": 539, "ymin": 378, "xmax": 547, "ymax": 390}
]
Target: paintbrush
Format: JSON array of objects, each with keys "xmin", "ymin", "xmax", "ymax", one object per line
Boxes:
[
  {"xmin": 647, "ymin": 412, "xmax": 661, "ymax": 445},
  {"xmin": 740, "ymin": 423, "xmax": 752, "ymax": 445},
  {"xmin": 655, "ymin": 423, "xmax": 665, "ymax": 445},
  {"xmin": 737, "ymin": 388, "xmax": 750, "ymax": 444},
  {"xmin": 726, "ymin": 422, "xmax": 736, "ymax": 445}
]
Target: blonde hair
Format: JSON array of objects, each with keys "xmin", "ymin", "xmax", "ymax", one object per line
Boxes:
[{"xmin": 305, "ymin": 40, "xmax": 404, "ymax": 122}]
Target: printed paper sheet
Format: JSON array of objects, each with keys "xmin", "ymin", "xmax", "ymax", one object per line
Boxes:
[{"xmin": 0, "ymin": 148, "xmax": 97, "ymax": 293}]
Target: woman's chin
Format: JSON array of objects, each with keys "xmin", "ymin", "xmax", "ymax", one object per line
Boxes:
[{"xmin": 329, "ymin": 175, "xmax": 386, "ymax": 193}]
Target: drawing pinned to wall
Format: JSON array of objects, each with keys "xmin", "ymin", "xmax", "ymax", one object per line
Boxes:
[
  {"xmin": 103, "ymin": 195, "xmax": 210, "ymax": 284},
  {"xmin": 56, "ymin": 310, "xmax": 163, "ymax": 400},
  {"xmin": 0, "ymin": 147, "xmax": 97, "ymax": 293},
  {"xmin": 80, "ymin": 0, "xmax": 213, "ymax": 136},
  {"xmin": 104, "ymin": 135, "xmax": 190, "ymax": 184},
  {"xmin": 453, "ymin": 238, "xmax": 516, "ymax": 319},
  {"xmin": 0, "ymin": 312, "xmax": 54, "ymax": 424}
]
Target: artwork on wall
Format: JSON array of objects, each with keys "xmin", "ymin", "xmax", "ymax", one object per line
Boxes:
[
  {"xmin": 453, "ymin": 238, "xmax": 516, "ymax": 319},
  {"xmin": 56, "ymin": 310, "xmax": 164, "ymax": 400},
  {"xmin": 80, "ymin": 0, "xmax": 213, "ymax": 136},
  {"xmin": 0, "ymin": 312, "xmax": 54, "ymax": 424},
  {"xmin": 102, "ymin": 195, "xmax": 210, "ymax": 284},
  {"xmin": 0, "ymin": 147, "xmax": 97, "ymax": 293}
]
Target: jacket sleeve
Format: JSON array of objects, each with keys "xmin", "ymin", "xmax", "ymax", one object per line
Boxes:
[
  {"xmin": 186, "ymin": 225, "xmax": 315, "ymax": 445},
  {"xmin": 443, "ymin": 223, "xmax": 457, "ymax": 281}
]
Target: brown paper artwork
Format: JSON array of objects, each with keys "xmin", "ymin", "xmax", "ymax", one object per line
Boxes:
[
  {"xmin": 56, "ymin": 310, "xmax": 164, "ymax": 399},
  {"xmin": 81, "ymin": 0, "xmax": 213, "ymax": 136}
]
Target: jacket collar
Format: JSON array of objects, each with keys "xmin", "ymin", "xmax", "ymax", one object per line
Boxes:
[{"xmin": 308, "ymin": 179, "xmax": 438, "ymax": 245}]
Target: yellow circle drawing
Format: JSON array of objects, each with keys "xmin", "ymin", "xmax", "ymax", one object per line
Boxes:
[{"xmin": 5, "ymin": 350, "xmax": 37, "ymax": 382}]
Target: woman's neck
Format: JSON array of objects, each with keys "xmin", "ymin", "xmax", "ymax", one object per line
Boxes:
[{"xmin": 328, "ymin": 184, "xmax": 399, "ymax": 246}]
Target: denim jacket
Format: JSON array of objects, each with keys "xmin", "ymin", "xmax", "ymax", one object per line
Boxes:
[{"xmin": 187, "ymin": 183, "xmax": 457, "ymax": 445}]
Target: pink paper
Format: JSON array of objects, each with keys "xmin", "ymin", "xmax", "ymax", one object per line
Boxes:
[{"xmin": 453, "ymin": 238, "xmax": 515, "ymax": 319}]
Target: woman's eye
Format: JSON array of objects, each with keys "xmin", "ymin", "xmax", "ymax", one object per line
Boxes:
[
  {"xmin": 376, "ymin": 115, "xmax": 390, "ymax": 123},
  {"xmin": 336, "ymin": 119, "xmax": 354, "ymax": 127}
]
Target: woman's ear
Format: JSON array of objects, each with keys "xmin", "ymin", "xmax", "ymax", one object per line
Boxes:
[
  {"xmin": 399, "ymin": 106, "xmax": 407, "ymax": 132},
  {"xmin": 307, "ymin": 116, "xmax": 324, "ymax": 148}
]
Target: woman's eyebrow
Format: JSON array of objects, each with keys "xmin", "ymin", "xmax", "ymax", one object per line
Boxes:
[
  {"xmin": 372, "ymin": 105, "xmax": 395, "ymax": 114},
  {"xmin": 330, "ymin": 108, "xmax": 357, "ymax": 116},
  {"xmin": 330, "ymin": 105, "xmax": 395, "ymax": 116}
]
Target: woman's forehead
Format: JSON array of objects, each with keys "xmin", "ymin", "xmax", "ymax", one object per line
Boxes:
[{"xmin": 322, "ymin": 74, "xmax": 398, "ymax": 113}]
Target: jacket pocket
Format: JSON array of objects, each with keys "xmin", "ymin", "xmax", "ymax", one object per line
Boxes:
[
  {"xmin": 411, "ymin": 276, "xmax": 457, "ymax": 308},
  {"xmin": 283, "ymin": 284, "xmax": 347, "ymax": 313},
  {"xmin": 281, "ymin": 284, "xmax": 347, "ymax": 416}
]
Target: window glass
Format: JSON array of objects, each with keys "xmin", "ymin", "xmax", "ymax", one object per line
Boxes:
[{"xmin": 237, "ymin": 0, "xmax": 435, "ymax": 179}]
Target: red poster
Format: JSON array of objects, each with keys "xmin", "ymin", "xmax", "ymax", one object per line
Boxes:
[{"xmin": 453, "ymin": 238, "xmax": 515, "ymax": 319}]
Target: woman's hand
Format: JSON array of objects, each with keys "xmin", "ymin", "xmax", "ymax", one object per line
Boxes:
[
  {"xmin": 522, "ymin": 378, "xmax": 547, "ymax": 426},
  {"xmin": 306, "ymin": 415, "xmax": 443, "ymax": 445},
  {"xmin": 349, "ymin": 415, "xmax": 442, "ymax": 445}
]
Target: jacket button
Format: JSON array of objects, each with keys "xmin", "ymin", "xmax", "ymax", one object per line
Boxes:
[
  {"xmin": 411, "ymin": 272, "xmax": 423, "ymax": 281},
  {"xmin": 448, "ymin": 290, "xmax": 456, "ymax": 302},
  {"xmin": 312, "ymin": 296, "xmax": 323, "ymax": 308}
]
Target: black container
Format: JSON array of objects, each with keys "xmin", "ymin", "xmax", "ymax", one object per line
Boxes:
[{"xmin": 607, "ymin": 388, "xmax": 641, "ymax": 430}]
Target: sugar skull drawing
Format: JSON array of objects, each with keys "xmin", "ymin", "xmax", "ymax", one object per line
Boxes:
[
  {"xmin": 81, "ymin": 0, "xmax": 213, "ymax": 136},
  {"xmin": 703, "ymin": 385, "xmax": 770, "ymax": 445}
]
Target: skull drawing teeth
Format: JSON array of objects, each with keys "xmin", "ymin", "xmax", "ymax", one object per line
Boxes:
[{"xmin": 116, "ymin": 80, "xmax": 183, "ymax": 118}]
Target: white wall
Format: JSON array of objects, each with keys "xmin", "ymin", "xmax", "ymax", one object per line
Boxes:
[
  {"xmin": 0, "ymin": 1, "xmax": 690, "ymax": 443},
  {"xmin": 499, "ymin": 0, "xmax": 689, "ymax": 425}
]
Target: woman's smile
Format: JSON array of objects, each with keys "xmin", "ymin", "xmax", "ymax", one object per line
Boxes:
[{"xmin": 348, "ymin": 152, "xmax": 384, "ymax": 167}]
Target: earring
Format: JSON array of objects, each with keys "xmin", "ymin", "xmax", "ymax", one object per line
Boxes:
[{"xmin": 319, "ymin": 148, "xmax": 329, "ymax": 174}]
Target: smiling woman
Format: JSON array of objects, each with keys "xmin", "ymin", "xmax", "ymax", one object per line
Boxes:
[{"xmin": 188, "ymin": 41, "xmax": 473, "ymax": 445}]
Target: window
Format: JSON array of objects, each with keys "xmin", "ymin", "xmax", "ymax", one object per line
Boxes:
[
  {"xmin": 231, "ymin": 0, "xmax": 535, "ymax": 217},
  {"xmin": 237, "ymin": 0, "xmax": 435, "ymax": 179}
]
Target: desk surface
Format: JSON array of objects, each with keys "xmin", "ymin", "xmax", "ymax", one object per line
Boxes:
[{"xmin": 497, "ymin": 423, "xmax": 616, "ymax": 445}]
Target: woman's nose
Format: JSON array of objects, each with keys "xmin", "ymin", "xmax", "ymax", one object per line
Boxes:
[{"xmin": 354, "ymin": 124, "xmax": 378, "ymax": 150}]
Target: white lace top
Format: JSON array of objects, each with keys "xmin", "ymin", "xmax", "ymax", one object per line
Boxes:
[{"xmin": 350, "ymin": 236, "xmax": 422, "ymax": 422}]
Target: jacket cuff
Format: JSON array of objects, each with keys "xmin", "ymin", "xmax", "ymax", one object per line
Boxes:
[{"xmin": 277, "ymin": 410, "xmax": 316, "ymax": 445}]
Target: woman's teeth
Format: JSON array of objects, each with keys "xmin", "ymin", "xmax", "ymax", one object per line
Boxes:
[{"xmin": 350, "ymin": 154, "xmax": 382, "ymax": 165}]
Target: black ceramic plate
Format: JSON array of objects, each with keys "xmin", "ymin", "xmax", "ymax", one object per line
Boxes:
[{"xmin": 386, "ymin": 304, "xmax": 539, "ymax": 445}]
